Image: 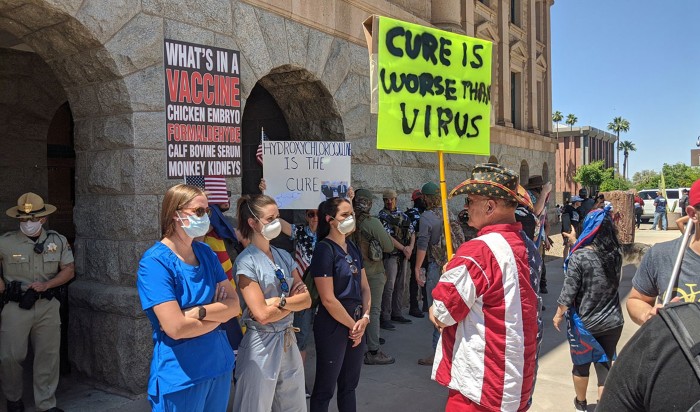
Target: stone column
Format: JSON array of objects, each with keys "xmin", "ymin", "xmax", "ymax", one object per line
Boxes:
[
  {"xmin": 497, "ymin": 0, "xmax": 512, "ymax": 126},
  {"xmin": 545, "ymin": 0, "xmax": 553, "ymax": 136},
  {"xmin": 431, "ymin": 0, "xmax": 463, "ymax": 32},
  {"xmin": 526, "ymin": 0, "xmax": 538, "ymax": 133},
  {"xmin": 463, "ymin": 0, "xmax": 475, "ymax": 36}
]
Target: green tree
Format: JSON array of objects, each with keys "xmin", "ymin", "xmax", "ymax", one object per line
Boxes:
[
  {"xmin": 552, "ymin": 111, "xmax": 563, "ymax": 135},
  {"xmin": 632, "ymin": 170, "xmax": 660, "ymax": 189},
  {"xmin": 607, "ymin": 116, "xmax": 630, "ymax": 178},
  {"xmin": 619, "ymin": 140, "xmax": 637, "ymax": 180},
  {"xmin": 661, "ymin": 163, "xmax": 700, "ymax": 188},
  {"xmin": 565, "ymin": 113, "xmax": 577, "ymax": 131},
  {"xmin": 573, "ymin": 160, "xmax": 605, "ymax": 192}
]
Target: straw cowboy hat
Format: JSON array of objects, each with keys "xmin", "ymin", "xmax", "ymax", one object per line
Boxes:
[
  {"xmin": 449, "ymin": 163, "xmax": 531, "ymax": 208},
  {"xmin": 6, "ymin": 192, "xmax": 57, "ymax": 219}
]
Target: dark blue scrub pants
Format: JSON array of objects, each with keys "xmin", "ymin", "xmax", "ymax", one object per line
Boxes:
[{"xmin": 310, "ymin": 307, "xmax": 366, "ymax": 412}]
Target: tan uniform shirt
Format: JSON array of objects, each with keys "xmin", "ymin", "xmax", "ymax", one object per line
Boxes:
[{"xmin": 0, "ymin": 229, "xmax": 74, "ymax": 289}]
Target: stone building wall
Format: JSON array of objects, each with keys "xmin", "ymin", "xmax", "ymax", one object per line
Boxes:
[{"xmin": 0, "ymin": 0, "xmax": 556, "ymax": 394}]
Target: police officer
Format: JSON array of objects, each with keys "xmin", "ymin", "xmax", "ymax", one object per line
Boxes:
[{"xmin": 0, "ymin": 192, "xmax": 74, "ymax": 412}]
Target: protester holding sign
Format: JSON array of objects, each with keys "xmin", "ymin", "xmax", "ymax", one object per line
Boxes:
[
  {"xmin": 310, "ymin": 198, "xmax": 372, "ymax": 412},
  {"xmin": 232, "ymin": 195, "xmax": 311, "ymax": 412}
]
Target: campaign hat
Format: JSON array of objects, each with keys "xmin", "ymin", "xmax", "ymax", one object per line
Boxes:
[{"xmin": 6, "ymin": 192, "xmax": 57, "ymax": 219}]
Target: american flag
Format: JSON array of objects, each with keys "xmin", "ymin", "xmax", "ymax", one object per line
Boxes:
[
  {"xmin": 185, "ymin": 175, "xmax": 229, "ymax": 204},
  {"xmin": 256, "ymin": 128, "xmax": 268, "ymax": 166}
]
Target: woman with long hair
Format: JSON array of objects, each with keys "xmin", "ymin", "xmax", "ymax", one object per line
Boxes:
[
  {"xmin": 232, "ymin": 194, "xmax": 311, "ymax": 411},
  {"xmin": 553, "ymin": 207, "xmax": 624, "ymax": 412},
  {"xmin": 310, "ymin": 197, "xmax": 372, "ymax": 412},
  {"xmin": 137, "ymin": 184, "xmax": 240, "ymax": 411}
]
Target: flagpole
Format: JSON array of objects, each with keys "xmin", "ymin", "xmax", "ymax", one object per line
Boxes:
[{"xmin": 439, "ymin": 151, "xmax": 454, "ymax": 259}]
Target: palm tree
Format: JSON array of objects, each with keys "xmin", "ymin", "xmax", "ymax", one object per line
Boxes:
[
  {"xmin": 619, "ymin": 140, "xmax": 636, "ymax": 180},
  {"xmin": 552, "ymin": 110, "xmax": 563, "ymax": 137},
  {"xmin": 563, "ymin": 113, "xmax": 577, "ymax": 191},
  {"xmin": 607, "ymin": 116, "xmax": 630, "ymax": 178},
  {"xmin": 553, "ymin": 111, "xmax": 564, "ymax": 184}
]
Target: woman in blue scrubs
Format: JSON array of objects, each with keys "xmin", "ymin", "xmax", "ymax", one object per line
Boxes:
[
  {"xmin": 310, "ymin": 197, "xmax": 372, "ymax": 412},
  {"xmin": 232, "ymin": 194, "xmax": 311, "ymax": 411},
  {"xmin": 137, "ymin": 184, "xmax": 241, "ymax": 412}
]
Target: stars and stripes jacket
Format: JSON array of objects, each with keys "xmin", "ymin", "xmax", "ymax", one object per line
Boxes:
[{"xmin": 431, "ymin": 222, "xmax": 541, "ymax": 412}]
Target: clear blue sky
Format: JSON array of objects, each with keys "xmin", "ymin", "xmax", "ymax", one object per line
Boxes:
[{"xmin": 551, "ymin": 0, "xmax": 700, "ymax": 178}]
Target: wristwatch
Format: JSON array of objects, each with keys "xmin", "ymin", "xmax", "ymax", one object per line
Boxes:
[
  {"xmin": 278, "ymin": 294, "xmax": 287, "ymax": 309},
  {"xmin": 197, "ymin": 305, "xmax": 206, "ymax": 320}
]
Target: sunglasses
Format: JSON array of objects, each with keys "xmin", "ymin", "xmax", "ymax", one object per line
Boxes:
[
  {"xmin": 19, "ymin": 217, "xmax": 41, "ymax": 222},
  {"xmin": 274, "ymin": 266, "xmax": 289, "ymax": 294},
  {"xmin": 179, "ymin": 207, "xmax": 211, "ymax": 217},
  {"xmin": 344, "ymin": 254, "xmax": 358, "ymax": 275},
  {"xmin": 306, "ymin": 211, "xmax": 317, "ymax": 218}
]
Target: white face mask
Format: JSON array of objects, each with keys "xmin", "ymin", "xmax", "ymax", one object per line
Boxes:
[
  {"xmin": 177, "ymin": 212, "xmax": 211, "ymax": 239},
  {"xmin": 20, "ymin": 220, "xmax": 43, "ymax": 237},
  {"xmin": 335, "ymin": 215, "xmax": 356, "ymax": 235},
  {"xmin": 259, "ymin": 218, "xmax": 282, "ymax": 240}
]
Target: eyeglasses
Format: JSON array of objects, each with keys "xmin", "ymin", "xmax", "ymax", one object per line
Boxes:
[
  {"xmin": 19, "ymin": 217, "xmax": 41, "ymax": 222},
  {"xmin": 179, "ymin": 207, "xmax": 211, "ymax": 217},
  {"xmin": 274, "ymin": 266, "xmax": 289, "ymax": 294},
  {"xmin": 344, "ymin": 254, "xmax": 358, "ymax": 275},
  {"xmin": 306, "ymin": 211, "xmax": 317, "ymax": 218}
]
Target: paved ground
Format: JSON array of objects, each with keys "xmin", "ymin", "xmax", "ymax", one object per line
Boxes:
[{"xmin": 1, "ymin": 222, "xmax": 681, "ymax": 412}]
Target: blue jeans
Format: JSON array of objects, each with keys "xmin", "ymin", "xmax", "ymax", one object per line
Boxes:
[
  {"xmin": 425, "ymin": 262, "xmax": 441, "ymax": 350},
  {"xmin": 652, "ymin": 212, "xmax": 667, "ymax": 230}
]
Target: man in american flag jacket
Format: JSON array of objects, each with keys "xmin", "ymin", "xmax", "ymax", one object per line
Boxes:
[{"xmin": 429, "ymin": 163, "xmax": 542, "ymax": 412}]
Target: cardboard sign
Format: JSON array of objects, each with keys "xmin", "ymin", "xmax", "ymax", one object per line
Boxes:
[
  {"xmin": 263, "ymin": 141, "xmax": 352, "ymax": 209},
  {"xmin": 363, "ymin": 16, "xmax": 492, "ymax": 155},
  {"xmin": 164, "ymin": 39, "xmax": 242, "ymax": 178}
]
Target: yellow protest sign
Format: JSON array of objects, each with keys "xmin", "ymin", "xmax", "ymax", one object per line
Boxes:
[{"xmin": 364, "ymin": 16, "xmax": 492, "ymax": 155}]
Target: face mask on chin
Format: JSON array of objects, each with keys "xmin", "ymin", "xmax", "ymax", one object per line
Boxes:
[{"xmin": 20, "ymin": 220, "xmax": 43, "ymax": 237}]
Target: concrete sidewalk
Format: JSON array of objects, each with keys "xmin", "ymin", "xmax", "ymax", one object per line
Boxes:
[{"xmin": 2, "ymin": 227, "xmax": 681, "ymax": 412}]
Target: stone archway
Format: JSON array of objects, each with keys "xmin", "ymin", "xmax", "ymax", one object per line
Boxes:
[
  {"xmin": 519, "ymin": 160, "xmax": 529, "ymax": 185},
  {"xmin": 0, "ymin": 1, "xmax": 162, "ymax": 393},
  {"xmin": 542, "ymin": 162, "xmax": 549, "ymax": 182}
]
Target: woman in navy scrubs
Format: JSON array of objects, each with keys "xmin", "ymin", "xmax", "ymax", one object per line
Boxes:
[
  {"xmin": 137, "ymin": 184, "xmax": 240, "ymax": 411},
  {"xmin": 310, "ymin": 197, "xmax": 372, "ymax": 412}
]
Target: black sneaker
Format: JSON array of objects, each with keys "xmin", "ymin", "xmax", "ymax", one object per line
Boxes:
[
  {"xmin": 409, "ymin": 308, "xmax": 425, "ymax": 318},
  {"xmin": 7, "ymin": 400, "xmax": 25, "ymax": 412},
  {"xmin": 380, "ymin": 320, "xmax": 396, "ymax": 330},
  {"xmin": 391, "ymin": 315, "xmax": 413, "ymax": 324},
  {"xmin": 574, "ymin": 397, "xmax": 587, "ymax": 411}
]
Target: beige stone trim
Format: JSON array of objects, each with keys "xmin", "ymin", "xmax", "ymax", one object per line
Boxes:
[{"xmin": 240, "ymin": 0, "xmax": 430, "ymax": 47}]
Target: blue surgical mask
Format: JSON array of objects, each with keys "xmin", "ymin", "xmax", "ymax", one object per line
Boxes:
[{"xmin": 177, "ymin": 212, "xmax": 210, "ymax": 238}]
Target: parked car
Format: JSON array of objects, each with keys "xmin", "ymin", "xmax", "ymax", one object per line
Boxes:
[{"xmin": 638, "ymin": 188, "xmax": 689, "ymax": 223}]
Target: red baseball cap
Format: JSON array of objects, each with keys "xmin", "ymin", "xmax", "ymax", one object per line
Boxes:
[
  {"xmin": 411, "ymin": 189, "xmax": 422, "ymax": 201},
  {"xmin": 689, "ymin": 179, "xmax": 700, "ymax": 208}
]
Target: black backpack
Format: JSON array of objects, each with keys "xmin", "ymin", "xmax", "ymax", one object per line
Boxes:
[{"xmin": 658, "ymin": 302, "xmax": 700, "ymax": 411}]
